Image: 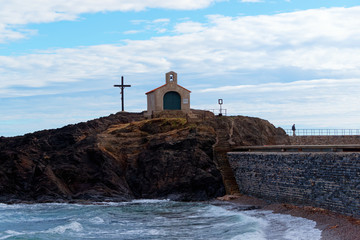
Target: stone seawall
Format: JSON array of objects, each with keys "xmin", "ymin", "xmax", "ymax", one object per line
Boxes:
[
  {"xmin": 228, "ymin": 152, "xmax": 360, "ymax": 217},
  {"xmin": 290, "ymin": 136, "xmax": 360, "ymax": 145}
]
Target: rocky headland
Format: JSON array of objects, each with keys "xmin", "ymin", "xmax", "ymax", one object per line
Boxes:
[{"xmin": 0, "ymin": 110, "xmax": 288, "ymax": 203}]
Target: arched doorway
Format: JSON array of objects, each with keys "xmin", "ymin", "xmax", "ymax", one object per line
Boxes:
[{"xmin": 163, "ymin": 91, "xmax": 181, "ymax": 110}]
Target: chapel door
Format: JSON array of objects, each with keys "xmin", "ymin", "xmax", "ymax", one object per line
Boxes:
[{"xmin": 163, "ymin": 91, "xmax": 181, "ymax": 110}]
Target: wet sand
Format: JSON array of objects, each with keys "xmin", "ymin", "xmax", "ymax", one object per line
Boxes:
[{"xmin": 218, "ymin": 195, "xmax": 360, "ymax": 240}]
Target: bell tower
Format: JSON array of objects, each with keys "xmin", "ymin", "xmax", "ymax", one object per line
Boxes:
[{"xmin": 166, "ymin": 71, "xmax": 178, "ymax": 85}]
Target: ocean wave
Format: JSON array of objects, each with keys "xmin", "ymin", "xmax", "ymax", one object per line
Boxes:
[
  {"xmin": 131, "ymin": 199, "xmax": 171, "ymax": 204},
  {"xmin": 0, "ymin": 201, "xmax": 322, "ymax": 240},
  {"xmin": 0, "ymin": 230, "xmax": 23, "ymax": 240},
  {"xmin": 231, "ymin": 231, "xmax": 267, "ymax": 240},
  {"xmin": 45, "ymin": 221, "xmax": 83, "ymax": 234},
  {"xmin": 244, "ymin": 210, "xmax": 322, "ymax": 240},
  {"xmin": 89, "ymin": 216, "xmax": 105, "ymax": 224}
]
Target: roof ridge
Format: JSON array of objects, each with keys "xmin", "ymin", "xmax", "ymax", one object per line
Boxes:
[{"xmin": 145, "ymin": 83, "xmax": 191, "ymax": 94}]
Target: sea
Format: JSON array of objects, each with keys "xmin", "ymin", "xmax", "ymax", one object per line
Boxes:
[{"xmin": 0, "ymin": 199, "xmax": 322, "ymax": 240}]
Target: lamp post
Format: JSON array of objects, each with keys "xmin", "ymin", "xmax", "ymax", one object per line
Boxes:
[{"xmin": 218, "ymin": 99, "xmax": 223, "ymax": 116}]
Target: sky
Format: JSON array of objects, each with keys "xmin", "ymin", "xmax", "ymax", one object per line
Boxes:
[{"xmin": 1, "ymin": 0, "xmax": 360, "ymax": 137}]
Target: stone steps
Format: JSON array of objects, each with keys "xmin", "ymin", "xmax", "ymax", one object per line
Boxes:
[{"xmin": 213, "ymin": 123, "xmax": 241, "ymax": 195}]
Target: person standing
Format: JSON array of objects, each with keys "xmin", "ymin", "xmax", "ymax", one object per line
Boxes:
[{"xmin": 292, "ymin": 124, "xmax": 296, "ymax": 136}]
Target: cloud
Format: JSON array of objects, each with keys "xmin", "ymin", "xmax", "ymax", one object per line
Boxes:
[
  {"xmin": 0, "ymin": 0, "xmax": 220, "ymax": 43},
  {"xmin": 1, "ymin": 6, "xmax": 360, "ymax": 95},
  {"xmin": 1, "ymin": 0, "xmax": 219, "ymax": 25},
  {"xmin": 194, "ymin": 78, "xmax": 360, "ymax": 129},
  {"xmin": 200, "ymin": 78, "xmax": 360, "ymax": 94},
  {"xmin": 124, "ymin": 30, "xmax": 142, "ymax": 35},
  {"xmin": 174, "ymin": 22, "xmax": 206, "ymax": 33},
  {"xmin": 127, "ymin": 18, "xmax": 171, "ymax": 34},
  {"xmin": 153, "ymin": 18, "xmax": 171, "ymax": 23},
  {"xmin": 2, "ymin": 6, "xmax": 360, "ymax": 134},
  {"xmin": 0, "ymin": 25, "xmax": 37, "ymax": 43}
]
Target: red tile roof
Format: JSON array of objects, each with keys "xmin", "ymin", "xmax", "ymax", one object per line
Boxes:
[{"xmin": 145, "ymin": 83, "xmax": 191, "ymax": 94}]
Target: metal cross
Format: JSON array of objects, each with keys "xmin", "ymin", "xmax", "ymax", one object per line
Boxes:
[{"xmin": 114, "ymin": 76, "xmax": 131, "ymax": 112}]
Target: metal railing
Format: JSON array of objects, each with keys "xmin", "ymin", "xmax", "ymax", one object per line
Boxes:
[{"xmin": 285, "ymin": 129, "xmax": 360, "ymax": 136}]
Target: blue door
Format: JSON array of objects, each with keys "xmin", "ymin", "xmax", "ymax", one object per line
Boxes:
[{"xmin": 163, "ymin": 91, "xmax": 181, "ymax": 110}]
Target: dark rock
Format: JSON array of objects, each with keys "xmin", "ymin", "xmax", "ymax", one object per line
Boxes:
[{"xmin": 0, "ymin": 111, "xmax": 288, "ymax": 202}]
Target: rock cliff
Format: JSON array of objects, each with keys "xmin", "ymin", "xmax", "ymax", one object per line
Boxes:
[{"xmin": 0, "ymin": 111, "xmax": 288, "ymax": 202}]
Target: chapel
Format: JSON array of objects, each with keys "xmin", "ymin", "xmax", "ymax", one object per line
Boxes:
[{"xmin": 145, "ymin": 71, "xmax": 191, "ymax": 117}]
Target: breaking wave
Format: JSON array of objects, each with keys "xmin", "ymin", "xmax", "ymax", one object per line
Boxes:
[{"xmin": 0, "ymin": 201, "xmax": 321, "ymax": 239}]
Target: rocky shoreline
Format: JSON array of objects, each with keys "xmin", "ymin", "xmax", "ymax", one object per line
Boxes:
[
  {"xmin": 0, "ymin": 111, "xmax": 288, "ymax": 203},
  {"xmin": 3, "ymin": 110, "xmax": 359, "ymax": 239}
]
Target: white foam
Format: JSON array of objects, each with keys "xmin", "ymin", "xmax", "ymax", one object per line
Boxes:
[
  {"xmin": 148, "ymin": 229, "xmax": 165, "ymax": 235},
  {"xmin": 0, "ymin": 230, "xmax": 23, "ymax": 240},
  {"xmin": 46, "ymin": 221, "xmax": 83, "ymax": 234},
  {"xmin": 95, "ymin": 199, "xmax": 171, "ymax": 206},
  {"xmin": 244, "ymin": 210, "xmax": 322, "ymax": 240},
  {"xmin": 0, "ymin": 204, "xmax": 27, "ymax": 210},
  {"xmin": 4, "ymin": 230, "xmax": 21, "ymax": 235},
  {"xmin": 231, "ymin": 231, "xmax": 267, "ymax": 240},
  {"xmin": 121, "ymin": 229, "xmax": 147, "ymax": 235},
  {"xmin": 283, "ymin": 216, "xmax": 321, "ymax": 240},
  {"xmin": 199, "ymin": 205, "xmax": 268, "ymax": 239},
  {"xmin": 131, "ymin": 199, "xmax": 170, "ymax": 204},
  {"xmin": 121, "ymin": 229, "xmax": 166, "ymax": 236},
  {"xmin": 89, "ymin": 216, "xmax": 105, "ymax": 224},
  {"xmin": 92, "ymin": 202, "xmax": 127, "ymax": 207},
  {"xmin": 202, "ymin": 205, "xmax": 239, "ymax": 217},
  {"xmin": 204, "ymin": 205, "xmax": 268, "ymax": 226}
]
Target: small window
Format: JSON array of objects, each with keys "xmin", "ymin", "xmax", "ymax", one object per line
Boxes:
[{"xmin": 169, "ymin": 74, "xmax": 173, "ymax": 81}]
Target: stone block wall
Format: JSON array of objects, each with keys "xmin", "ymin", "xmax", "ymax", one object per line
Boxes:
[
  {"xmin": 228, "ymin": 152, "xmax": 360, "ymax": 217},
  {"xmin": 290, "ymin": 136, "xmax": 360, "ymax": 145}
]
